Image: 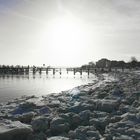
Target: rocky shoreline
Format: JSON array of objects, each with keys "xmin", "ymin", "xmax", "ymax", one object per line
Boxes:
[{"xmin": 0, "ymin": 72, "xmax": 140, "ymax": 140}]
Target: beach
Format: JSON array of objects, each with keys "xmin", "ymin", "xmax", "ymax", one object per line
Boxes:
[{"xmin": 0, "ymin": 71, "xmax": 140, "ymax": 140}]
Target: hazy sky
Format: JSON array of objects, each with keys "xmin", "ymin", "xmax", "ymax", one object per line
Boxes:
[{"xmin": 0, "ymin": 0, "xmax": 140, "ymax": 66}]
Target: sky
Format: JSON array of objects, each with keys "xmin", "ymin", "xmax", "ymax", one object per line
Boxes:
[{"xmin": 0, "ymin": 0, "xmax": 140, "ymax": 66}]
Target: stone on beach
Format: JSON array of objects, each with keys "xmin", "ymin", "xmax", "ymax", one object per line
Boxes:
[
  {"xmin": 39, "ymin": 106, "xmax": 51, "ymax": 114},
  {"xmin": 31, "ymin": 117, "xmax": 50, "ymax": 132},
  {"xmin": 69, "ymin": 102, "xmax": 94, "ymax": 113},
  {"xmin": 0, "ymin": 119, "xmax": 32, "ymax": 140},
  {"xmin": 89, "ymin": 117, "xmax": 110, "ymax": 132},
  {"xmin": 50, "ymin": 117, "xmax": 70, "ymax": 135},
  {"xmin": 94, "ymin": 99, "xmax": 120, "ymax": 113},
  {"xmin": 27, "ymin": 132, "xmax": 47, "ymax": 140},
  {"xmin": 12, "ymin": 102, "xmax": 36, "ymax": 115},
  {"xmin": 48, "ymin": 136, "xmax": 69, "ymax": 140},
  {"xmin": 0, "ymin": 72, "xmax": 140, "ymax": 139},
  {"xmin": 13, "ymin": 111, "xmax": 35, "ymax": 123},
  {"xmin": 112, "ymin": 135, "xmax": 135, "ymax": 140},
  {"xmin": 59, "ymin": 112, "xmax": 81, "ymax": 129},
  {"xmin": 68, "ymin": 126, "xmax": 102, "ymax": 140},
  {"xmin": 79, "ymin": 110, "xmax": 91, "ymax": 125}
]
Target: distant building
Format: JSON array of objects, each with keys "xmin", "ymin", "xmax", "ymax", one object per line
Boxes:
[{"xmin": 96, "ymin": 58, "xmax": 111, "ymax": 68}]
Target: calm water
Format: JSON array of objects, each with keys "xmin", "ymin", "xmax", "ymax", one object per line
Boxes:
[{"xmin": 0, "ymin": 71, "xmax": 96, "ymax": 103}]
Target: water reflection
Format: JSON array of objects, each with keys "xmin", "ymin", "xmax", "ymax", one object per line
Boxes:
[{"xmin": 0, "ymin": 72, "xmax": 96, "ymax": 103}]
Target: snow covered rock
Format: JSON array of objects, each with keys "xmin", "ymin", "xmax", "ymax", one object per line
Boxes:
[
  {"xmin": 50, "ymin": 117, "xmax": 70, "ymax": 135},
  {"xmin": 48, "ymin": 136, "xmax": 69, "ymax": 140},
  {"xmin": 14, "ymin": 111, "xmax": 35, "ymax": 123},
  {"xmin": 68, "ymin": 126, "xmax": 102, "ymax": 140},
  {"xmin": 31, "ymin": 117, "xmax": 50, "ymax": 132},
  {"xmin": 12, "ymin": 102, "xmax": 36, "ymax": 115},
  {"xmin": 0, "ymin": 119, "xmax": 32, "ymax": 140},
  {"xmin": 113, "ymin": 135, "xmax": 134, "ymax": 140},
  {"xmin": 95, "ymin": 99, "xmax": 120, "ymax": 113},
  {"xmin": 79, "ymin": 110, "xmax": 91, "ymax": 125}
]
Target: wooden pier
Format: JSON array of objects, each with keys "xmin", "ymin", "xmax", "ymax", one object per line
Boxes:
[
  {"xmin": 0, "ymin": 65, "xmax": 129, "ymax": 76},
  {"xmin": 0, "ymin": 65, "xmax": 30, "ymax": 74}
]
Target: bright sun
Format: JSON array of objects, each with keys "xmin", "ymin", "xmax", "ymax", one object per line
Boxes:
[{"xmin": 39, "ymin": 16, "xmax": 89, "ymax": 66}]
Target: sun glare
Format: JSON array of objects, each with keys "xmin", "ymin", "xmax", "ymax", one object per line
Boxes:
[{"xmin": 39, "ymin": 16, "xmax": 89, "ymax": 66}]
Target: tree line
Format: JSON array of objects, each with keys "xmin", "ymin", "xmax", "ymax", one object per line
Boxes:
[{"xmin": 81, "ymin": 57, "xmax": 140, "ymax": 69}]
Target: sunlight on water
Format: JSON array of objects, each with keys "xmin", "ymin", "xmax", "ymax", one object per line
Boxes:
[{"xmin": 0, "ymin": 71, "xmax": 96, "ymax": 102}]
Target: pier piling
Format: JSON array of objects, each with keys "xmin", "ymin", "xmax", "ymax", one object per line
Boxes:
[
  {"xmin": 60, "ymin": 68, "xmax": 62, "ymax": 75},
  {"xmin": 80, "ymin": 69, "xmax": 82, "ymax": 78},
  {"xmin": 46, "ymin": 68, "xmax": 48, "ymax": 75},
  {"xmin": 39, "ymin": 68, "xmax": 42, "ymax": 74},
  {"xmin": 88, "ymin": 69, "xmax": 90, "ymax": 77},
  {"xmin": 53, "ymin": 68, "xmax": 55, "ymax": 75},
  {"xmin": 74, "ymin": 68, "xmax": 76, "ymax": 75}
]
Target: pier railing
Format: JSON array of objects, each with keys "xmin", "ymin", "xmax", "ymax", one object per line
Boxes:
[{"xmin": 0, "ymin": 65, "xmax": 137, "ymax": 75}]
